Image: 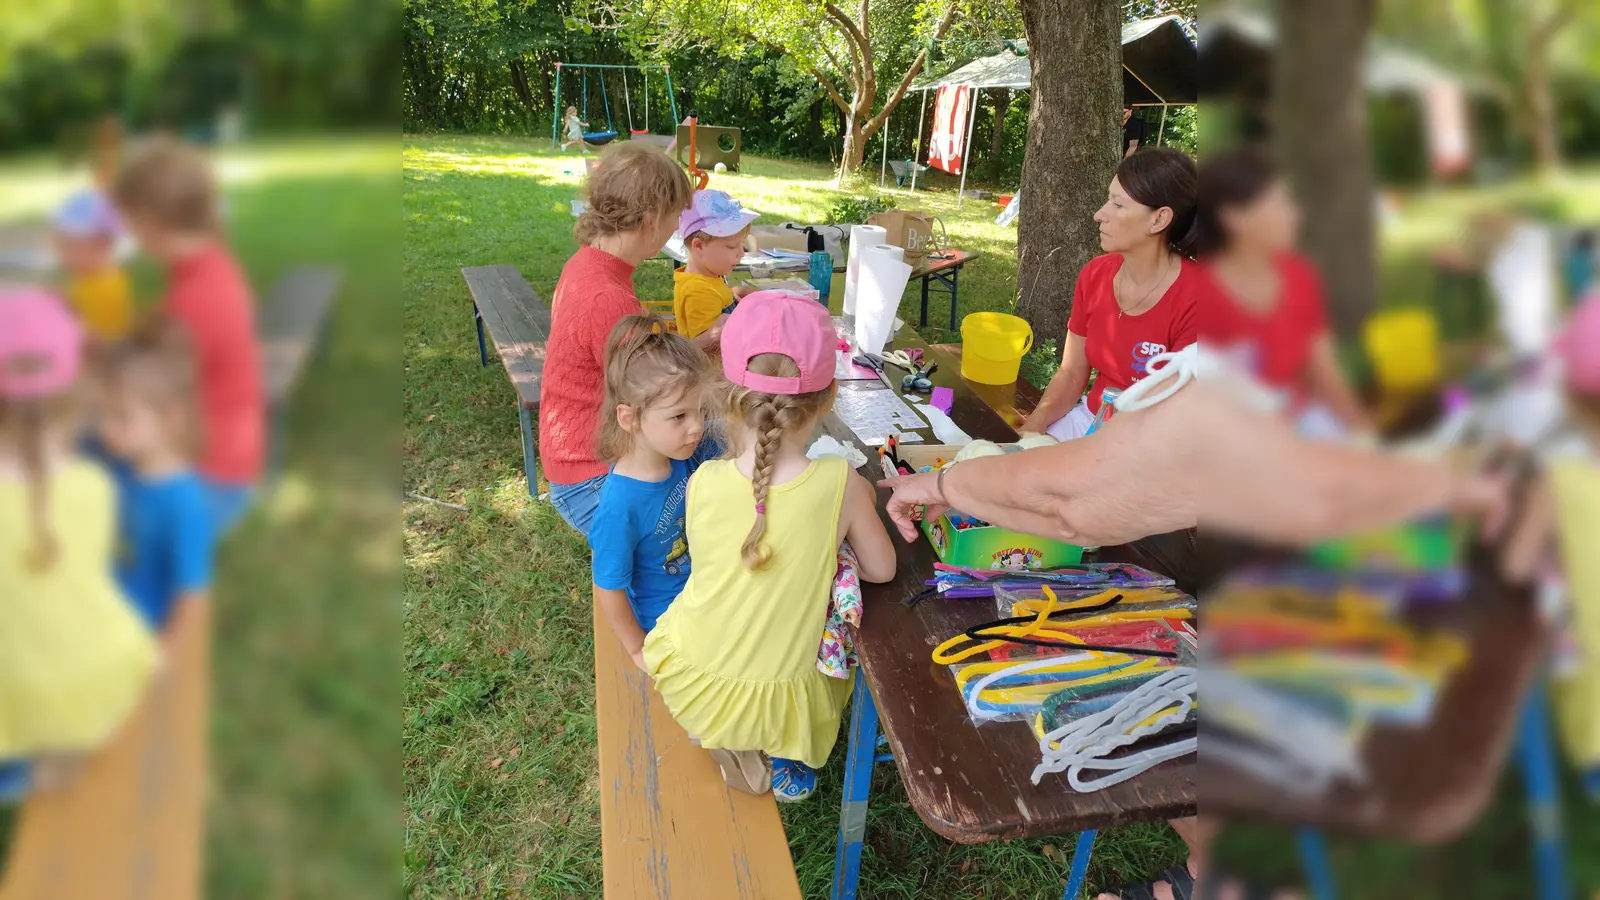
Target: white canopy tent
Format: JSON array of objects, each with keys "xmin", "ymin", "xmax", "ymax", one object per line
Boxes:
[{"xmin": 884, "ymin": 16, "xmax": 1198, "ymax": 205}]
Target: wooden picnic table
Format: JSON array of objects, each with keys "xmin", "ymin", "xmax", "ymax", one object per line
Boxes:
[
  {"xmin": 822, "ymin": 327, "xmax": 1197, "ymax": 850},
  {"xmin": 908, "ymin": 248, "xmax": 981, "ymax": 332}
]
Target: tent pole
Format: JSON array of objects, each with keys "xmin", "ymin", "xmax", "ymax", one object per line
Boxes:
[
  {"xmin": 552, "ymin": 65, "xmax": 562, "ymax": 148},
  {"xmin": 914, "ymin": 88, "xmax": 928, "ymax": 191},
  {"xmin": 1158, "ymin": 103, "xmax": 1168, "ymax": 146},
  {"xmin": 880, "ymin": 111, "xmax": 890, "ymax": 188},
  {"xmin": 956, "ymin": 85, "xmax": 978, "ymax": 208}
]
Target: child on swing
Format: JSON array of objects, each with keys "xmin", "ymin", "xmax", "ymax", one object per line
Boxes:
[
  {"xmin": 0, "ymin": 287, "xmax": 159, "ymax": 801},
  {"xmin": 643, "ymin": 291, "xmax": 896, "ymax": 801},
  {"xmin": 589, "ymin": 315, "xmax": 718, "ymax": 670},
  {"xmin": 562, "ymin": 106, "xmax": 589, "ymax": 153}
]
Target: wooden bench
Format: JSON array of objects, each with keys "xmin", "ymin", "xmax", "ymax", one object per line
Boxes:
[
  {"xmin": 462, "ymin": 265, "xmax": 549, "ymax": 496},
  {"xmin": 592, "ymin": 600, "xmax": 800, "ymax": 899},
  {"xmin": 260, "ymin": 267, "xmax": 343, "ymax": 482},
  {"xmin": 0, "ymin": 598, "xmax": 212, "ymax": 900}
]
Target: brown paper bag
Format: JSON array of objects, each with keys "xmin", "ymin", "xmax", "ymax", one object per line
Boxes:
[{"xmin": 867, "ymin": 210, "xmax": 936, "ymax": 254}]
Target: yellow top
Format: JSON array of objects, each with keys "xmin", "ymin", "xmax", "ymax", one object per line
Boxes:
[
  {"xmin": 672, "ymin": 268, "xmax": 734, "ymax": 338},
  {"xmin": 0, "ymin": 458, "xmax": 159, "ymax": 757},
  {"xmin": 643, "ymin": 456, "xmax": 853, "ymax": 768},
  {"xmin": 66, "ymin": 266, "xmax": 133, "ymax": 341},
  {"xmin": 1552, "ymin": 455, "xmax": 1600, "ymax": 767}
]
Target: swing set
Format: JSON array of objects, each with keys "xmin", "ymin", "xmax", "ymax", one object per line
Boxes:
[{"xmin": 552, "ymin": 63, "xmax": 680, "ymax": 149}]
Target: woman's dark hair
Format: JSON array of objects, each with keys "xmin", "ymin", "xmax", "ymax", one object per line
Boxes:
[
  {"xmin": 1191, "ymin": 145, "xmax": 1280, "ymax": 256},
  {"xmin": 1115, "ymin": 147, "xmax": 1199, "ymax": 258}
]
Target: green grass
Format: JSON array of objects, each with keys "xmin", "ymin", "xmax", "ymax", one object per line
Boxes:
[{"xmin": 1, "ymin": 136, "xmax": 399, "ymax": 898}]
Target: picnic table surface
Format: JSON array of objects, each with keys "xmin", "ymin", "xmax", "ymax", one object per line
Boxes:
[
  {"xmin": 825, "ymin": 326, "xmax": 1543, "ymax": 847},
  {"xmin": 822, "ymin": 326, "xmax": 1197, "ymax": 844},
  {"xmin": 909, "ymin": 248, "xmax": 981, "ymax": 278}
]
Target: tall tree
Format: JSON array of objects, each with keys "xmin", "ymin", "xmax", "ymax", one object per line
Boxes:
[
  {"xmin": 1014, "ymin": 0, "xmax": 1122, "ymax": 341},
  {"xmin": 1274, "ymin": 0, "xmax": 1378, "ymax": 338},
  {"xmin": 605, "ymin": 0, "xmax": 962, "ymax": 178}
]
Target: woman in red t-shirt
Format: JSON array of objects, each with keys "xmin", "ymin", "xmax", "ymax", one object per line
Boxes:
[
  {"xmin": 1020, "ymin": 148, "xmax": 1202, "ymax": 439},
  {"xmin": 1193, "ymin": 146, "xmax": 1369, "ymax": 436}
]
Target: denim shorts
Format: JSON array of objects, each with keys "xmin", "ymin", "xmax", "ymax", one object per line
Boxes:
[
  {"xmin": 547, "ymin": 473, "xmax": 607, "ymax": 538},
  {"xmin": 202, "ymin": 480, "xmax": 256, "ymax": 537}
]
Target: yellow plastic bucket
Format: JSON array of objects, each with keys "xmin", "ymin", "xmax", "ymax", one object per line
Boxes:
[
  {"xmin": 960, "ymin": 312, "xmax": 1034, "ymax": 385},
  {"xmin": 1363, "ymin": 308, "xmax": 1440, "ymax": 392}
]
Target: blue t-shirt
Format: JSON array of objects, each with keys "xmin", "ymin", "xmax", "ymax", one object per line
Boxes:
[
  {"xmin": 589, "ymin": 458, "xmax": 697, "ymax": 632},
  {"xmin": 113, "ymin": 464, "xmax": 216, "ymax": 630}
]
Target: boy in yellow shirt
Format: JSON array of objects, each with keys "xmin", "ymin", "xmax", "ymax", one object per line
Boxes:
[
  {"xmin": 674, "ymin": 190, "xmax": 759, "ymax": 338},
  {"xmin": 53, "ymin": 188, "xmax": 132, "ymax": 341}
]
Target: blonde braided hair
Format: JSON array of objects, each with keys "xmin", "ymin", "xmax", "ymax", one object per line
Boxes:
[{"xmin": 715, "ymin": 353, "xmax": 837, "ymax": 570}]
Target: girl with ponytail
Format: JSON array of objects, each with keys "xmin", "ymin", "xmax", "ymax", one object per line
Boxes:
[
  {"xmin": 642, "ymin": 291, "xmax": 895, "ymax": 802},
  {"xmin": 0, "ymin": 287, "xmax": 158, "ymax": 795}
]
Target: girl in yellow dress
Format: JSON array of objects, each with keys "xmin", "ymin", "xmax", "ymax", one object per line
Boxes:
[
  {"xmin": 643, "ymin": 291, "xmax": 897, "ymax": 800},
  {"xmin": 0, "ymin": 287, "xmax": 159, "ymax": 794}
]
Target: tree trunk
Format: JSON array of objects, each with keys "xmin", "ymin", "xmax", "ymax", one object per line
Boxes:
[
  {"xmin": 1016, "ymin": 0, "xmax": 1122, "ymax": 342},
  {"xmin": 1273, "ymin": 0, "xmax": 1378, "ymax": 339},
  {"xmin": 989, "ymin": 89, "xmax": 1011, "ymax": 184},
  {"xmin": 508, "ymin": 59, "xmax": 536, "ymax": 114}
]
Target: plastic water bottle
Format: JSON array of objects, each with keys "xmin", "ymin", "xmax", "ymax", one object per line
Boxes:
[
  {"xmin": 809, "ymin": 250, "xmax": 833, "ymax": 305},
  {"xmin": 1084, "ymin": 387, "xmax": 1122, "ymax": 436}
]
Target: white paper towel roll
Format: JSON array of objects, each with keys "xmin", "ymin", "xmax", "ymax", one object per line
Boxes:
[
  {"xmin": 855, "ymin": 247, "xmax": 913, "ymax": 356},
  {"xmin": 868, "ymin": 244, "xmax": 905, "ymax": 264},
  {"xmin": 844, "ymin": 224, "xmax": 886, "ymax": 317}
]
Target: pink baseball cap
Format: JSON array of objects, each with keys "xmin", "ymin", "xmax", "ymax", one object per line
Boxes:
[
  {"xmin": 680, "ymin": 190, "xmax": 759, "ymax": 238},
  {"xmin": 721, "ymin": 291, "xmax": 835, "ymax": 395},
  {"xmin": 1555, "ymin": 291, "xmax": 1600, "ymax": 393},
  {"xmin": 0, "ymin": 286, "xmax": 83, "ymax": 399}
]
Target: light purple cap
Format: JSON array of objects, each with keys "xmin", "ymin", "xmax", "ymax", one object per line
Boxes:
[
  {"xmin": 52, "ymin": 188, "xmax": 121, "ymax": 238},
  {"xmin": 679, "ymin": 190, "xmax": 759, "ymax": 238}
]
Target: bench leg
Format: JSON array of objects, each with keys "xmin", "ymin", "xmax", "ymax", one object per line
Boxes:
[
  {"xmin": 1061, "ymin": 829, "xmax": 1096, "ymax": 900},
  {"xmin": 919, "ymin": 275, "xmax": 930, "ymax": 328},
  {"xmin": 1517, "ymin": 679, "xmax": 1570, "ymax": 900},
  {"xmin": 831, "ymin": 669, "xmax": 880, "ymax": 900},
  {"xmin": 475, "ymin": 305, "xmax": 489, "ymax": 368},
  {"xmin": 948, "ymin": 266, "xmax": 960, "ymax": 333},
  {"xmin": 519, "ymin": 405, "xmax": 538, "ymax": 498},
  {"xmin": 1297, "ymin": 827, "xmax": 1337, "ymax": 900}
]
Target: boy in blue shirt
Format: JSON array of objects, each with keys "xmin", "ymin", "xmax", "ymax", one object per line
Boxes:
[{"xmin": 97, "ymin": 323, "xmax": 216, "ymax": 633}]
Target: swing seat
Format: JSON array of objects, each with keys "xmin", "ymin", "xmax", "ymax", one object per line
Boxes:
[
  {"xmin": 630, "ymin": 128, "xmax": 649, "ymax": 136},
  {"xmin": 584, "ymin": 131, "xmax": 618, "ymax": 145}
]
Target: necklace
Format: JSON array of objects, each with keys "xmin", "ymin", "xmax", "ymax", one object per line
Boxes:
[{"xmin": 1115, "ymin": 255, "xmax": 1172, "ymax": 318}]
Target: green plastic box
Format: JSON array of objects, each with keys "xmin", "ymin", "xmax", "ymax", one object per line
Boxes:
[{"xmin": 881, "ymin": 444, "xmax": 1085, "ymax": 571}]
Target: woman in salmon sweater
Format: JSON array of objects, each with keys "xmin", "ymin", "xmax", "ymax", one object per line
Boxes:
[{"xmin": 541, "ymin": 144, "xmax": 696, "ymax": 536}]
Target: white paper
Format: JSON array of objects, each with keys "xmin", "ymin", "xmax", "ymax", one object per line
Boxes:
[
  {"xmin": 806, "ymin": 435, "xmax": 869, "ymax": 468},
  {"xmin": 844, "ymin": 224, "xmax": 886, "ymax": 317},
  {"xmin": 921, "ymin": 404, "xmax": 973, "ymax": 444},
  {"xmin": 855, "ymin": 248, "xmax": 913, "ymax": 357},
  {"xmin": 833, "ymin": 384, "xmax": 928, "ymax": 446}
]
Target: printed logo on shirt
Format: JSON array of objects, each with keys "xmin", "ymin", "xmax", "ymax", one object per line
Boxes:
[
  {"xmin": 1130, "ymin": 341, "xmax": 1168, "ymax": 378},
  {"xmin": 663, "ymin": 527, "xmax": 691, "ymax": 576}
]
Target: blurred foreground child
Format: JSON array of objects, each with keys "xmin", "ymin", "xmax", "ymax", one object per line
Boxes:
[
  {"xmin": 673, "ymin": 189, "xmax": 758, "ymax": 339},
  {"xmin": 53, "ymin": 188, "xmax": 131, "ymax": 342},
  {"xmin": 113, "ymin": 136, "xmax": 263, "ymax": 536},
  {"xmin": 0, "ymin": 287, "xmax": 159, "ymax": 796},
  {"xmin": 98, "ymin": 322, "xmax": 216, "ymax": 635}
]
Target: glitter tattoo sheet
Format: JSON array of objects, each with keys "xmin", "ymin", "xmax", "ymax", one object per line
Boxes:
[{"xmin": 835, "ymin": 382, "xmax": 930, "ymax": 445}]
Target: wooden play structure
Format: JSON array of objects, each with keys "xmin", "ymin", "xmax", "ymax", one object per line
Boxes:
[{"xmin": 675, "ymin": 123, "xmax": 741, "ymax": 173}]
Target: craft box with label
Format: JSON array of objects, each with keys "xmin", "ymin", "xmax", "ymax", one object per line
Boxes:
[{"xmin": 880, "ymin": 444, "xmax": 1084, "ymax": 570}]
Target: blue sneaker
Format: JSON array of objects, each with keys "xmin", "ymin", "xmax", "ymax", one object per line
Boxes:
[{"xmin": 770, "ymin": 757, "xmax": 817, "ymax": 802}]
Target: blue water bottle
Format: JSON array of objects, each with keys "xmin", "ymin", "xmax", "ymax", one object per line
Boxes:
[{"xmin": 809, "ymin": 250, "xmax": 832, "ymax": 305}]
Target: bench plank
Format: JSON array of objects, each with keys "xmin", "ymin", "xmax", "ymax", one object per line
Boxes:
[
  {"xmin": 0, "ymin": 599, "xmax": 210, "ymax": 900},
  {"xmin": 259, "ymin": 266, "xmax": 341, "ymax": 404},
  {"xmin": 463, "ymin": 265, "xmax": 549, "ymax": 411},
  {"xmin": 593, "ymin": 599, "xmax": 800, "ymax": 900}
]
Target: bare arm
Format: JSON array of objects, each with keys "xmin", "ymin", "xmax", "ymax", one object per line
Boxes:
[
  {"xmin": 1018, "ymin": 332, "xmax": 1091, "ymax": 435},
  {"xmin": 840, "ymin": 470, "xmax": 896, "ymax": 583},
  {"xmin": 595, "ymin": 584, "xmax": 648, "ymax": 670},
  {"xmin": 1124, "ymin": 140, "xmax": 1140, "ymax": 159},
  {"xmin": 1305, "ymin": 333, "xmax": 1372, "ymax": 434},
  {"xmin": 882, "ymin": 381, "xmax": 1504, "ymax": 548}
]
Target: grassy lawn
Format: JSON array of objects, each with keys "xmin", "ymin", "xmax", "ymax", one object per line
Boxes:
[
  {"xmin": 1, "ymin": 136, "xmax": 398, "ymax": 899},
  {"xmin": 401, "ymin": 132, "xmax": 1600, "ymax": 899}
]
